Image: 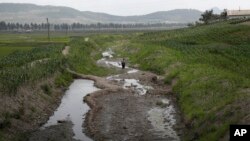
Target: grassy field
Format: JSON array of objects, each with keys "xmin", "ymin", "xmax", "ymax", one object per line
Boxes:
[
  {"xmin": 0, "ymin": 46, "xmax": 33, "ymax": 57},
  {"xmin": 112, "ymin": 22, "xmax": 250, "ymax": 140},
  {"xmin": 0, "ymin": 31, "xmax": 116, "ymax": 95},
  {"xmin": 0, "ymin": 32, "xmax": 70, "ymax": 58}
]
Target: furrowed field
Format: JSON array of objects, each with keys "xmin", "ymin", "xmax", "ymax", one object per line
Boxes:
[
  {"xmin": 0, "ymin": 32, "xmax": 112, "ymax": 93},
  {"xmin": 0, "ymin": 32, "xmax": 68, "ymax": 93}
]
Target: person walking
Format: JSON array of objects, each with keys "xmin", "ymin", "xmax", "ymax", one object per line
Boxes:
[{"xmin": 121, "ymin": 58, "xmax": 126, "ymax": 69}]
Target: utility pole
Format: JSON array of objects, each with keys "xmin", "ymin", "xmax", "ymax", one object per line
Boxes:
[
  {"xmin": 46, "ymin": 18, "xmax": 50, "ymax": 41},
  {"xmin": 66, "ymin": 24, "xmax": 68, "ymax": 36}
]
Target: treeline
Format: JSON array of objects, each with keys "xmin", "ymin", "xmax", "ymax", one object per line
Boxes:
[
  {"xmin": 199, "ymin": 9, "xmax": 227, "ymax": 24},
  {"xmin": 0, "ymin": 21, "xmax": 186, "ymax": 31}
]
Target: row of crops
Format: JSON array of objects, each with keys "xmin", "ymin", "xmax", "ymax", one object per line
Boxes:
[
  {"xmin": 0, "ymin": 44, "xmax": 65, "ymax": 94},
  {"xmin": 135, "ymin": 22, "xmax": 250, "ymax": 77}
]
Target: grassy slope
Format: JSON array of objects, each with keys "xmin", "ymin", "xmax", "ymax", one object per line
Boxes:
[
  {"xmin": 67, "ymin": 34, "xmax": 125, "ymax": 76},
  {"xmin": 117, "ymin": 22, "xmax": 250, "ymax": 140}
]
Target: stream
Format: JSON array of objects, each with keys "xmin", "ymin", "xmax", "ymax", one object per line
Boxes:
[
  {"xmin": 42, "ymin": 79, "xmax": 99, "ymax": 141},
  {"xmin": 39, "ymin": 48, "xmax": 179, "ymax": 141}
]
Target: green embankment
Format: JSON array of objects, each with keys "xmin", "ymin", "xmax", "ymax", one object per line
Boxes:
[
  {"xmin": 68, "ymin": 36, "xmax": 111, "ymax": 76},
  {"xmin": 117, "ymin": 22, "xmax": 250, "ymax": 140}
]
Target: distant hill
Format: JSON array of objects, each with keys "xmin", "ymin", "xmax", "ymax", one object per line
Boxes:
[
  {"xmin": 0, "ymin": 3, "xmax": 202, "ymax": 24},
  {"xmin": 211, "ymin": 7, "xmax": 223, "ymax": 14}
]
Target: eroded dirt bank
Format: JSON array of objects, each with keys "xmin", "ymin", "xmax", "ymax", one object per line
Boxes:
[
  {"xmin": 0, "ymin": 75, "xmax": 66, "ymax": 140},
  {"xmin": 29, "ymin": 121, "xmax": 78, "ymax": 141},
  {"xmin": 82, "ymin": 56, "xmax": 183, "ymax": 141}
]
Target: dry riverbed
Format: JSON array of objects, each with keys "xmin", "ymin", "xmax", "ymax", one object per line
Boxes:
[
  {"xmin": 84, "ymin": 69, "xmax": 183, "ymax": 141},
  {"xmin": 84, "ymin": 51, "xmax": 183, "ymax": 141}
]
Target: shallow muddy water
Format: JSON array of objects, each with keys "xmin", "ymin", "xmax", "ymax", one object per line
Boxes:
[
  {"xmin": 147, "ymin": 99, "xmax": 180, "ymax": 140},
  {"xmin": 42, "ymin": 79, "xmax": 99, "ymax": 141}
]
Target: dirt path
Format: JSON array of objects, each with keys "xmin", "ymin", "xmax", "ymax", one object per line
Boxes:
[
  {"xmin": 25, "ymin": 45, "xmax": 69, "ymax": 68},
  {"xmin": 29, "ymin": 58, "xmax": 50, "ymax": 67}
]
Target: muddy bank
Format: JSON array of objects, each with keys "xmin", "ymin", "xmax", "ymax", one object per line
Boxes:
[
  {"xmin": 67, "ymin": 68, "xmax": 121, "ymax": 90},
  {"xmin": 83, "ymin": 68, "xmax": 183, "ymax": 141},
  {"xmin": 0, "ymin": 75, "xmax": 66, "ymax": 140},
  {"xmin": 29, "ymin": 121, "xmax": 78, "ymax": 141}
]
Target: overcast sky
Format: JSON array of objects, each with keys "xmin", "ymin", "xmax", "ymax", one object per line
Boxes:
[{"xmin": 0, "ymin": 0, "xmax": 249, "ymax": 16}]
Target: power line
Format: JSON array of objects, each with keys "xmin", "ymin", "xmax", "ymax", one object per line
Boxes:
[{"xmin": 46, "ymin": 18, "xmax": 50, "ymax": 41}]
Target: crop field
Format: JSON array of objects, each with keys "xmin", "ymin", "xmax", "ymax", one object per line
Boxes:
[
  {"xmin": 0, "ymin": 32, "xmax": 70, "ymax": 57},
  {"xmin": 0, "ymin": 31, "xmax": 116, "ymax": 96},
  {"xmin": 0, "ymin": 32, "xmax": 69, "ymax": 93},
  {"xmin": 0, "ymin": 46, "xmax": 32, "ymax": 58}
]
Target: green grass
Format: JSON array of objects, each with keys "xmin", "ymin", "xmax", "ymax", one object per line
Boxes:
[
  {"xmin": 0, "ymin": 46, "xmax": 33, "ymax": 57},
  {"xmin": 0, "ymin": 32, "xmax": 69, "ymax": 94},
  {"xmin": 113, "ymin": 21, "xmax": 250, "ymax": 140},
  {"xmin": 67, "ymin": 36, "xmax": 116, "ymax": 76},
  {"xmin": 55, "ymin": 70, "xmax": 73, "ymax": 87},
  {"xmin": 0, "ymin": 32, "xmax": 69, "ymax": 57},
  {"xmin": 0, "ymin": 32, "xmax": 119, "ymax": 94},
  {"xmin": 0, "ymin": 32, "xmax": 69, "ymax": 43}
]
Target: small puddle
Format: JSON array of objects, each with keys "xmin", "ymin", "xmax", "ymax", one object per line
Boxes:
[
  {"xmin": 99, "ymin": 49, "xmax": 152, "ymax": 95},
  {"xmin": 106, "ymin": 75, "xmax": 153, "ymax": 95},
  {"xmin": 147, "ymin": 99, "xmax": 180, "ymax": 140},
  {"xmin": 101, "ymin": 48, "xmax": 114, "ymax": 58},
  {"xmin": 98, "ymin": 58, "xmax": 129, "ymax": 69},
  {"xmin": 123, "ymin": 79, "xmax": 153, "ymax": 95},
  {"xmin": 42, "ymin": 79, "xmax": 99, "ymax": 141},
  {"xmin": 127, "ymin": 69, "xmax": 139, "ymax": 74}
]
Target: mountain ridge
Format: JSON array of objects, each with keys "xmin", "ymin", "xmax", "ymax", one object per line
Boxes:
[{"xmin": 0, "ymin": 3, "xmax": 202, "ymax": 24}]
